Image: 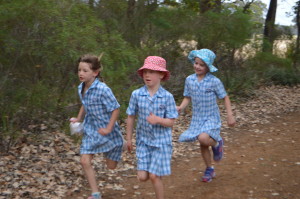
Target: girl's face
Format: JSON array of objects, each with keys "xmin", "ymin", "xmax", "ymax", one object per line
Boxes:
[
  {"xmin": 78, "ymin": 62, "xmax": 98, "ymax": 84},
  {"xmin": 142, "ymin": 69, "xmax": 164, "ymax": 88},
  {"xmin": 193, "ymin": 57, "xmax": 209, "ymax": 77}
]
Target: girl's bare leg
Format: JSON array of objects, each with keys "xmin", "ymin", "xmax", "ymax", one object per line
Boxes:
[
  {"xmin": 137, "ymin": 170, "xmax": 149, "ymax": 182},
  {"xmin": 81, "ymin": 154, "xmax": 98, "ymax": 193},
  {"xmin": 200, "ymin": 145, "xmax": 212, "ymax": 167},
  {"xmin": 198, "ymin": 133, "xmax": 217, "ymax": 167},
  {"xmin": 150, "ymin": 173, "xmax": 164, "ymax": 199}
]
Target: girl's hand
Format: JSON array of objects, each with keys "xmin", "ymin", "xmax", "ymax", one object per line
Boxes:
[
  {"xmin": 176, "ymin": 106, "xmax": 181, "ymax": 113},
  {"xmin": 98, "ymin": 127, "xmax": 112, "ymax": 136},
  {"xmin": 70, "ymin": 117, "xmax": 80, "ymax": 123},
  {"xmin": 126, "ymin": 140, "xmax": 133, "ymax": 152},
  {"xmin": 227, "ymin": 115, "xmax": 236, "ymax": 127},
  {"xmin": 147, "ymin": 113, "xmax": 159, "ymax": 125}
]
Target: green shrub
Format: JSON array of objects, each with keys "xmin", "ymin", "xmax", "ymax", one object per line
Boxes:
[
  {"xmin": 264, "ymin": 67, "xmax": 300, "ymax": 86},
  {"xmin": 249, "ymin": 52, "xmax": 292, "ymax": 70},
  {"xmin": 218, "ymin": 69, "xmax": 260, "ymax": 100},
  {"xmin": 245, "ymin": 52, "xmax": 299, "ymax": 86}
]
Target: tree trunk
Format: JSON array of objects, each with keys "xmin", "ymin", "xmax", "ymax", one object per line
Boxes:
[
  {"xmin": 293, "ymin": 1, "xmax": 300, "ymax": 69},
  {"xmin": 125, "ymin": 0, "xmax": 159, "ymax": 47},
  {"xmin": 147, "ymin": 0, "xmax": 158, "ymax": 12},
  {"xmin": 199, "ymin": 0, "xmax": 221, "ymax": 14},
  {"xmin": 197, "ymin": 0, "xmax": 221, "ymax": 48},
  {"xmin": 88, "ymin": 0, "xmax": 95, "ymax": 8},
  {"xmin": 262, "ymin": 0, "xmax": 277, "ymax": 53},
  {"xmin": 242, "ymin": 0, "xmax": 255, "ymax": 14},
  {"xmin": 126, "ymin": 0, "xmax": 138, "ymax": 46},
  {"xmin": 127, "ymin": 0, "xmax": 135, "ymax": 19}
]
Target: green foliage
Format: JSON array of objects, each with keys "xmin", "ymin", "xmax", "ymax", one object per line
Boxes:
[
  {"xmin": 147, "ymin": 7, "xmax": 192, "ymax": 43},
  {"xmin": 246, "ymin": 52, "xmax": 299, "ymax": 86},
  {"xmin": 0, "ymin": 114, "xmax": 20, "ymax": 154},
  {"xmin": 196, "ymin": 9, "xmax": 255, "ymax": 50},
  {"xmin": 248, "ymin": 52, "xmax": 293, "ymax": 72},
  {"xmin": 218, "ymin": 69, "xmax": 260, "ymax": 100},
  {"xmin": 0, "ymin": 0, "xmax": 139, "ymax": 148},
  {"xmin": 264, "ymin": 68, "xmax": 300, "ymax": 86},
  {"xmin": 179, "ymin": 0, "xmax": 200, "ymax": 12}
]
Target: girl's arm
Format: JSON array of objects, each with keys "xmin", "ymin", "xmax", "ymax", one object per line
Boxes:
[
  {"xmin": 224, "ymin": 95, "xmax": 236, "ymax": 127},
  {"xmin": 177, "ymin": 97, "xmax": 191, "ymax": 113},
  {"xmin": 147, "ymin": 113, "xmax": 175, "ymax": 127},
  {"xmin": 126, "ymin": 115, "xmax": 136, "ymax": 152},
  {"xmin": 98, "ymin": 108, "xmax": 120, "ymax": 135},
  {"xmin": 70, "ymin": 105, "xmax": 85, "ymax": 122}
]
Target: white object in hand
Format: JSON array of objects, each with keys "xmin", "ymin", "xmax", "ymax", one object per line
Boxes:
[{"xmin": 70, "ymin": 122, "xmax": 83, "ymax": 135}]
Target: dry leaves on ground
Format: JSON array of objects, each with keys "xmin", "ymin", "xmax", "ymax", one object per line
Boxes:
[{"xmin": 0, "ymin": 85, "xmax": 299, "ymax": 199}]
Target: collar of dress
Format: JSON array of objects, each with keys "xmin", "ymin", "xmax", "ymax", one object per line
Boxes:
[
  {"xmin": 192, "ymin": 72, "xmax": 212, "ymax": 82},
  {"xmin": 79, "ymin": 78, "xmax": 101, "ymax": 95},
  {"xmin": 139, "ymin": 85, "xmax": 164, "ymax": 98}
]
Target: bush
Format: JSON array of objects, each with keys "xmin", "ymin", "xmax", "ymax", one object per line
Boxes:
[
  {"xmin": 245, "ymin": 52, "xmax": 299, "ymax": 86},
  {"xmin": 0, "ymin": 0, "xmax": 139, "ymax": 151},
  {"xmin": 218, "ymin": 69, "xmax": 260, "ymax": 100},
  {"xmin": 264, "ymin": 67, "xmax": 300, "ymax": 86}
]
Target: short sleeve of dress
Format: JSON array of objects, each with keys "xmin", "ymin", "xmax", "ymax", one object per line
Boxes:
[
  {"xmin": 214, "ymin": 78, "xmax": 227, "ymax": 99},
  {"xmin": 165, "ymin": 94, "xmax": 179, "ymax": 119},
  {"xmin": 183, "ymin": 77, "xmax": 191, "ymax": 97},
  {"xmin": 102, "ymin": 87, "xmax": 120, "ymax": 112},
  {"xmin": 126, "ymin": 91, "xmax": 138, "ymax": 116}
]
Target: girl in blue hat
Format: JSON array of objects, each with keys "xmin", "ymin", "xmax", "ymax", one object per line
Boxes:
[
  {"xmin": 177, "ymin": 49, "xmax": 236, "ymax": 182},
  {"xmin": 70, "ymin": 54, "xmax": 124, "ymax": 199}
]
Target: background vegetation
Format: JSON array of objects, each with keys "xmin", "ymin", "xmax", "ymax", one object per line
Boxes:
[{"xmin": 0, "ymin": 0, "xmax": 299, "ymax": 152}]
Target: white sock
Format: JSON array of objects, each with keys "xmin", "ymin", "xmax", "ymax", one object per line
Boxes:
[
  {"xmin": 92, "ymin": 192, "xmax": 101, "ymax": 197},
  {"xmin": 214, "ymin": 142, "xmax": 219, "ymax": 147}
]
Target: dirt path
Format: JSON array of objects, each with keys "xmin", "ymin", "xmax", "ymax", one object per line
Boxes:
[
  {"xmin": 67, "ymin": 111, "xmax": 300, "ymax": 199},
  {"xmin": 1, "ymin": 86, "xmax": 299, "ymax": 199}
]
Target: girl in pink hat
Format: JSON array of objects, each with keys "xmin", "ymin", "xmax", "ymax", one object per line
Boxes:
[
  {"xmin": 126, "ymin": 56, "xmax": 178, "ymax": 199},
  {"xmin": 177, "ymin": 49, "xmax": 236, "ymax": 182}
]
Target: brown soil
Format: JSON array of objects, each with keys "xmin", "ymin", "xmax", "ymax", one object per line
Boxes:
[
  {"xmin": 2, "ymin": 86, "xmax": 298, "ymax": 199},
  {"xmin": 67, "ymin": 111, "xmax": 300, "ymax": 199}
]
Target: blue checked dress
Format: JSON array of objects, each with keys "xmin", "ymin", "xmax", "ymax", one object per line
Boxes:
[
  {"xmin": 78, "ymin": 78, "xmax": 123, "ymax": 155},
  {"xmin": 179, "ymin": 73, "xmax": 227, "ymax": 142},
  {"xmin": 126, "ymin": 85, "xmax": 178, "ymax": 175}
]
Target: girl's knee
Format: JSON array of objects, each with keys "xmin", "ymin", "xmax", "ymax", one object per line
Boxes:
[
  {"xmin": 138, "ymin": 175, "xmax": 148, "ymax": 182},
  {"xmin": 198, "ymin": 133, "xmax": 210, "ymax": 145},
  {"xmin": 149, "ymin": 173, "xmax": 161, "ymax": 182},
  {"xmin": 80, "ymin": 156, "xmax": 92, "ymax": 168},
  {"xmin": 137, "ymin": 171, "xmax": 149, "ymax": 182}
]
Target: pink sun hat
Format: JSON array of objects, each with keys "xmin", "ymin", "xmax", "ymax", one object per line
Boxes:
[{"xmin": 137, "ymin": 56, "xmax": 170, "ymax": 81}]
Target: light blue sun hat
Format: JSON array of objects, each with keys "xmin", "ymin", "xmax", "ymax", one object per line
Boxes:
[{"xmin": 188, "ymin": 49, "xmax": 218, "ymax": 72}]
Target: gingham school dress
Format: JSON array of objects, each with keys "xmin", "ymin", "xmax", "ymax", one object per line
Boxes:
[
  {"xmin": 179, "ymin": 73, "xmax": 227, "ymax": 143},
  {"xmin": 78, "ymin": 78, "xmax": 123, "ymax": 160},
  {"xmin": 126, "ymin": 86, "xmax": 178, "ymax": 176}
]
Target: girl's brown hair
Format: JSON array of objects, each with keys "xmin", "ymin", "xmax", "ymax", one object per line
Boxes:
[{"xmin": 77, "ymin": 54, "xmax": 103, "ymax": 80}]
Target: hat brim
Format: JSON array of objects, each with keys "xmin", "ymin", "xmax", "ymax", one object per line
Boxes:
[
  {"xmin": 137, "ymin": 65, "xmax": 170, "ymax": 81},
  {"xmin": 188, "ymin": 50, "xmax": 218, "ymax": 73},
  {"xmin": 207, "ymin": 65, "xmax": 218, "ymax": 73}
]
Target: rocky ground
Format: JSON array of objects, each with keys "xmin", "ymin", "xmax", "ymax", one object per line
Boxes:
[{"xmin": 0, "ymin": 85, "xmax": 299, "ymax": 199}]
